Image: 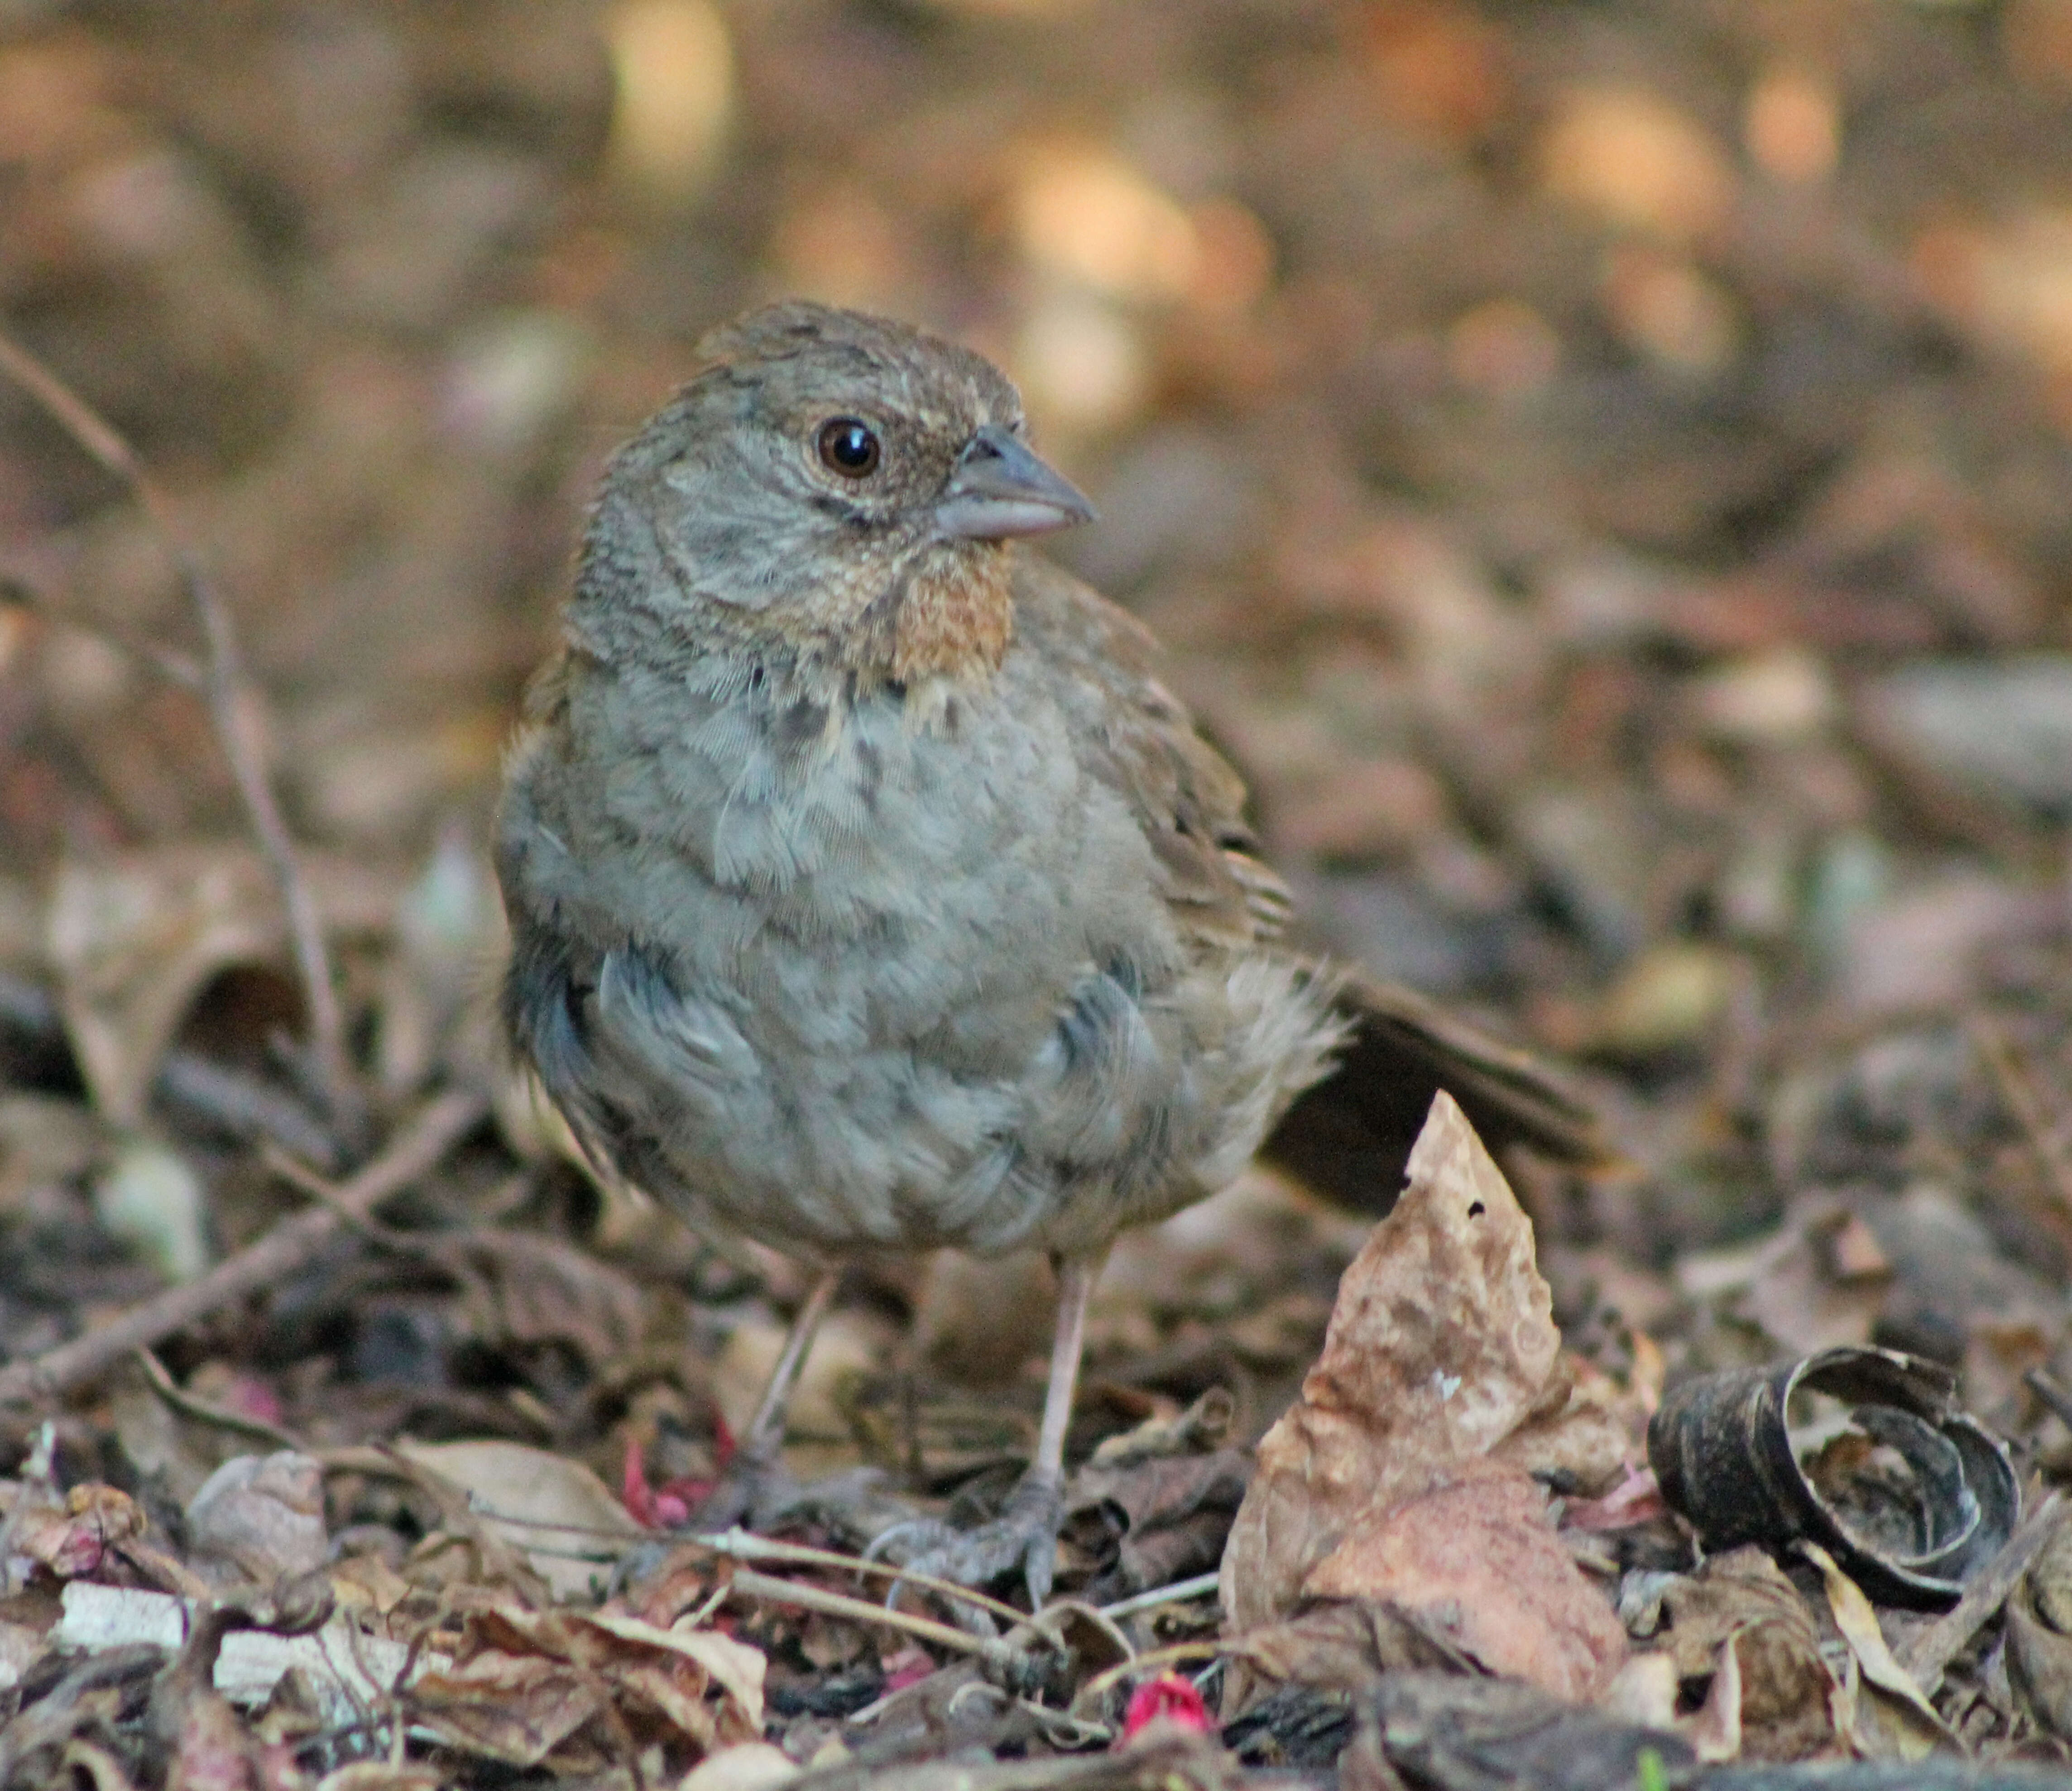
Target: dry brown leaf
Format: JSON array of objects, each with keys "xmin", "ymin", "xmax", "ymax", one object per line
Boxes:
[
  {"xmin": 395, "ymin": 1440, "xmax": 641, "ymax": 1602},
  {"xmin": 12, "ymin": 1482, "xmax": 145, "ymax": 1581},
  {"xmin": 1303, "ymin": 1458, "xmax": 1628, "ymax": 1699},
  {"xmin": 1801, "ymin": 1540, "xmax": 1953, "ymax": 1759},
  {"xmin": 1068, "ymin": 1448, "xmax": 1251, "ymax": 1598},
  {"xmin": 1659, "ymin": 1546, "xmax": 1839, "ymax": 1762},
  {"xmin": 184, "ymin": 1451, "xmax": 326, "ymax": 1589},
  {"xmin": 1496, "ymin": 1352, "xmax": 1644, "ymax": 1495},
  {"xmin": 410, "ymin": 1599, "xmax": 765, "ymax": 1772},
  {"xmin": 2007, "ymin": 1511, "xmax": 2072, "ymax": 1743},
  {"xmin": 1736, "ymin": 1200, "xmax": 1891, "ymax": 1356},
  {"xmin": 441, "ymin": 1230, "xmax": 651, "ymax": 1366},
  {"xmin": 327, "ymin": 1550, "xmax": 414, "ymax": 1627},
  {"xmin": 1221, "ymin": 1092, "xmax": 1607, "ymax": 1631},
  {"xmin": 410, "ymin": 1647, "xmax": 607, "ymax": 1769},
  {"xmin": 1232, "ymin": 1596, "xmax": 1478, "ymax": 1700}
]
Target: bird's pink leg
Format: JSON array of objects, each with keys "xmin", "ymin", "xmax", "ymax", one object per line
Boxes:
[
  {"xmin": 691, "ymin": 1267, "xmax": 839, "ymax": 1531},
  {"xmin": 868, "ymin": 1246, "xmax": 1109, "ymax": 1609},
  {"xmin": 1030, "ymin": 1251, "xmax": 1102, "ymax": 1496}
]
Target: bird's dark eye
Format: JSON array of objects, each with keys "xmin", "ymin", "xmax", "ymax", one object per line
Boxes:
[{"xmin": 816, "ymin": 418, "xmax": 880, "ymax": 478}]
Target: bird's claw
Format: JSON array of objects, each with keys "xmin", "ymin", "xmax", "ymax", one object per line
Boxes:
[
  {"xmin": 686, "ymin": 1451, "xmax": 799, "ymax": 1534},
  {"xmin": 867, "ymin": 1474, "xmax": 1065, "ymax": 1612}
]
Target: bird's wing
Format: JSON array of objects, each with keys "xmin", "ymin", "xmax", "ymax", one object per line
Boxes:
[{"xmin": 1009, "ymin": 554, "xmax": 1288, "ymax": 950}]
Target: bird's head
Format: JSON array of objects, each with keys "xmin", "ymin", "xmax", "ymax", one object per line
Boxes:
[{"xmin": 576, "ymin": 301, "xmax": 1092, "ymax": 690}]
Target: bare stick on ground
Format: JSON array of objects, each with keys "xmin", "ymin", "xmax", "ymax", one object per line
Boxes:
[
  {"xmin": 0, "ymin": 326, "xmax": 359, "ymax": 1133},
  {"xmin": 0, "ymin": 1086, "xmax": 486, "ymax": 1408}
]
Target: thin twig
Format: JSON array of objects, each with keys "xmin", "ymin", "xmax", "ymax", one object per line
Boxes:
[
  {"xmin": 1097, "ymin": 1571, "xmax": 1223, "ymax": 1623},
  {"xmin": 157, "ymin": 1052, "xmax": 344, "ymax": 1171},
  {"xmin": 0, "ymin": 1087, "xmax": 485, "ymax": 1407},
  {"xmin": 455, "ymin": 1514, "xmax": 1042, "ymax": 1631},
  {"xmin": 691, "ymin": 1527, "xmax": 1031, "ymax": 1627},
  {"xmin": 133, "ymin": 1345, "xmax": 307, "ymax": 1453},
  {"xmin": 1074, "ymin": 1640, "xmax": 1226, "ymax": 1708},
  {"xmin": 0, "ymin": 326, "xmax": 358, "ymax": 1130},
  {"xmin": 723, "ymin": 1565, "xmax": 1026, "ymax": 1670},
  {"xmin": 262, "ymin": 1143, "xmax": 418, "ymax": 1247}
]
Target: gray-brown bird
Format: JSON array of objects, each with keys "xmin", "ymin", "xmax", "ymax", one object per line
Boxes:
[{"xmin": 496, "ymin": 301, "xmax": 1593, "ymax": 1603}]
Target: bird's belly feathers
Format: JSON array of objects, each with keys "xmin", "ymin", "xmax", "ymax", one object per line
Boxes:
[{"xmin": 502, "ymin": 671, "xmax": 1336, "ymax": 1258}]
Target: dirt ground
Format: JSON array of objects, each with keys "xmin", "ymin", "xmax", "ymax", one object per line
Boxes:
[{"xmin": 5, "ymin": 2, "xmax": 2072, "ymax": 1786}]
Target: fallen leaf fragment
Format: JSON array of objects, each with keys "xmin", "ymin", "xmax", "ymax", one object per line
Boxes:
[
  {"xmin": 13, "ymin": 1482, "xmax": 145, "ymax": 1580},
  {"xmin": 1070, "ymin": 1447, "xmax": 1251, "ymax": 1600},
  {"xmin": 1221, "ymin": 1091, "xmax": 1630, "ymax": 1701},
  {"xmin": 1371, "ymin": 1671, "xmax": 1697, "ymax": 1788},
  {"xmin": 1303, "ymin": 1458, "xmax": 1628, "ymax": 1700},
  {"xmin": 679, "ymin": 1742, "xmax": 801, "ymax": 1790},
  {"xmin": 2006, "ymin": 1507, "xmax": 2072, "ymax": 1743},
  {"xmin": 1658, "ymin": 1546, "xmax": 1838, "ymax": 1762},
  {"xmin": 1564, "ymin": 1463, "xmax": 1665, "ymax": 1531},
  {"xmin": 395, "ymin": 1438, "xmax": 641, "ymax": 1600},
  {"xmin": 46, "ymin": 845, "xmax": 391, "ymax": 1125},
  {"xmin": 1801, "ymin": 1540, "xmax": 1954, "ymax": 1758},
  {"xmin": 185, "ymin": 1452, "xmax": 327, "ymax": 1588},
  {"xmin": 1234, "ymin": 1595, "xmax": 1477, "ymax": 1698},
  {"xmin": 410, "ymin": 1598, "xmax": 765, "ymax": 1773},
  {"xmin": 1223, "ymin": 1093, "xmax": 1559, "ymax": 1628},
  {"xmin": 54, "ymin": 1581, "xmax": 432, "ymax": 1723}
]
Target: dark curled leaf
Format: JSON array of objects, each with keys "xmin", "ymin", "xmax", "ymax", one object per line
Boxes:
[{"xmin": 1648, "ymin": 1345, "xmax": 2018, "ymax": 1610}]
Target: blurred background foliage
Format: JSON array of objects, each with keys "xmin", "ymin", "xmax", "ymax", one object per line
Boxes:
[{"xmin": 4, "ymin": 0, "xmax": 2072, "ymax": 1264}]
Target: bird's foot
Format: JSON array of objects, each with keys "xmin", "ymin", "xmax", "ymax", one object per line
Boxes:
[
  {"xmin": 612, "ymin": 1451, "xmax": 806, "ymax": 1597},
  {"xmin": 685, "ymin": 1449, "xmax": 799, "ymax": 1534},
  {"xmin": 866, "ymin": 1471, "xmax": 1065, "ymax": 1612}
]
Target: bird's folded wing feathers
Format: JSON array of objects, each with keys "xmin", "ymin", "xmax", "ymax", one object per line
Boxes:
[
  {"xmin": 1010, "ymin": 555, "xmax": 1288, "ymax": 952},
  {"xmin": 1009, "ymin": 558, "xmax": 1609, "ymax": 1214}
]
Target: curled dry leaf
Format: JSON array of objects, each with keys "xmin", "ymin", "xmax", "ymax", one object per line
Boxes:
[
  {"xmin": 1070, "ymin": 1449, "xmax": 1252, "ymax": 1600},
  {"xmin": 1659, "ymin": 1546, "xmax": 1839, "ymax": 1763},
  {"xmin": 184, "ymin": 1451, "xmax": 327, "ymax": 1589},
  {"xmin": 1221, "ymin": 1092, "xmax": 1630, "ymax": 1665},
  {"xmin": 1801, "ymin": 1540, "xmax": 1955, "ymax": 1759},
  {"xmin": 395, "ymin": 1440, "xmax": 642, "ymax": 1602},
  {"xmin": 1070, "ymin": 1387, "xmax": 1249, "ymax": 1597},
  {"xmin": 2006, "ymin": 1508, "xmax": 2072, "ymax": 1743},
  {"xmin": 409, "ymin": 1599, "xmax": 765, "ymax": 1772},
  {"xmin": 440, "ymin": 1228, "xmax": 652, "ymax": 1368},
  {"xmin": 12, "ymin": 1483, "xmax": 145, "ymax": 1582}
]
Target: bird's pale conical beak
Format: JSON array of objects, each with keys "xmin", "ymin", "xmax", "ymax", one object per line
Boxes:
[{"xmin": 935, "ymin": 424, "xmax": 1096, "ymax": 541}]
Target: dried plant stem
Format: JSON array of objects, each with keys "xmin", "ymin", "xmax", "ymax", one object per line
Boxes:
[
  {"xmin": 0, "ymin": 326, "xmax": 357, "ymax": 1130},
  {"xmin": 134, "ymin": 1344, "xmax": 307, "ymax": 1452},
  {"xmin": 0, "ymin": 1087, "xmax": 485, "ymax": 1407},
  {"xmin": 723, "ymin": 1566, "xmax": 1025, "ymax": 1669},
  {"xmin": 689, "ymin": 1528, "xmax": 1033, "ymax": 1628},
  {"xmin": 1096, "ymin": 1571, "xmax": 1223, "ymax": 1622}
]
